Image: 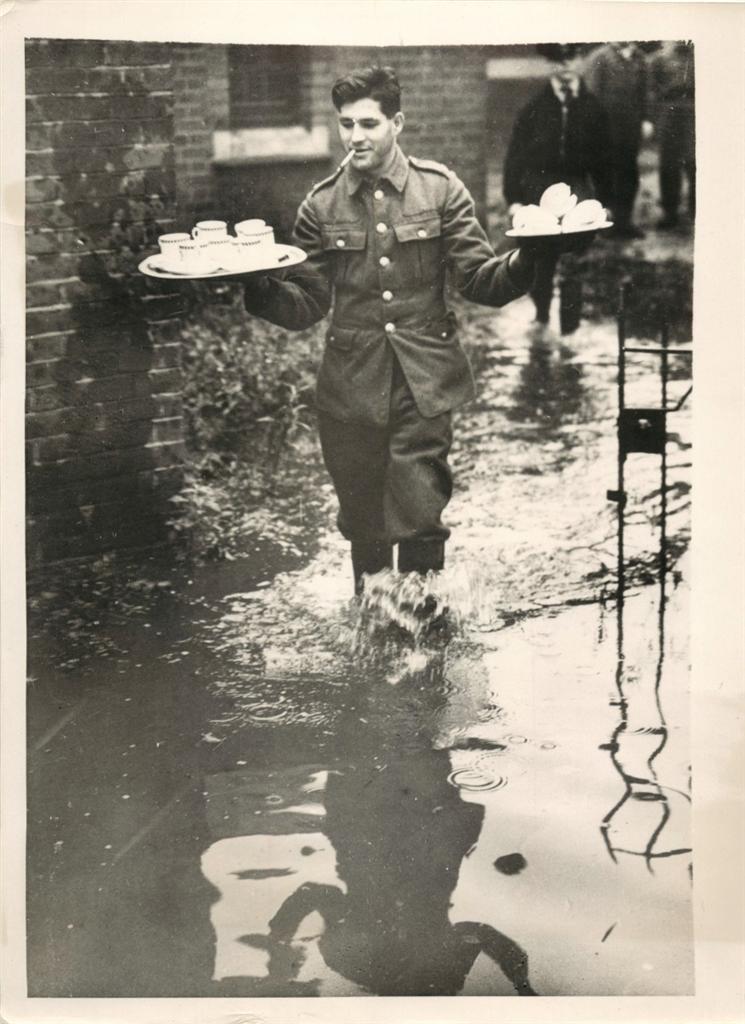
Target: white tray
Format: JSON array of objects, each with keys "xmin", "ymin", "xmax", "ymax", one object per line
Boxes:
[
  {"xmin": 138, "ymin": 244, "xmax": 307, "ymax": 280},
  {"xmin": 506, "ymin": 222, "xmax": 613, "ymax": 239}
]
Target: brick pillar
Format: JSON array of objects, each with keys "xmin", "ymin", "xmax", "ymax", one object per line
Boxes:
[
  {"xmin": 172, "ymin": 43, "xmax": 230, "ymax": 221},
  {"xmin": 25, "ymin": 38, "xmax": 185, "ymax": 567}
]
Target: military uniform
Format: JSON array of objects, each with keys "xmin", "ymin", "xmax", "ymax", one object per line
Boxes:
[{"xmin": 243, "ymin": 144, "xmax": 532, "ymax": 580}]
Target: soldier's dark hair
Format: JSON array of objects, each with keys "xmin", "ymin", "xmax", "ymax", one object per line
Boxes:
[{"xmin": 331, "ymin": 66, "xmax": 401, "ymax": 117}]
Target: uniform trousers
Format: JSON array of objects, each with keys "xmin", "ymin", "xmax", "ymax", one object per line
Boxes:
[{"xmin": 318, "ymin": 355, "xmax": 452, "ymax": 579}]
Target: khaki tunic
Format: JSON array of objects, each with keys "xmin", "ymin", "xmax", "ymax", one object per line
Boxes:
[{"xmin": 244, "ymin": 145, "xmax": 530, "ymax": 425}]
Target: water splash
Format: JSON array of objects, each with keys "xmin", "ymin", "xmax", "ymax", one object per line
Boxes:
[{"xmin": 353, "ymin": 560, "xmax": 503, "ymax": 652}]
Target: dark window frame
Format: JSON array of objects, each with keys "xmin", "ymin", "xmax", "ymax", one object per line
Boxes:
[{"xmin": 227, "ymin": 44, "xmax": 308, "ymax": 130}]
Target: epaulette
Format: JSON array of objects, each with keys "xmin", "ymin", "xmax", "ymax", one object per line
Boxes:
[
  {"xmin": 407, "ymin": 155, "xmax": 452, "ymax": 178},
  {"xmin": 308, "ymin": 162, "xmax": 346, "ymax": 197}
]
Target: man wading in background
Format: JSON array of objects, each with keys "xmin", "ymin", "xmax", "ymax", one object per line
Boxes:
[{"xmin": 242, "ymin": 66, "xmax": 574, "ymax": 602}]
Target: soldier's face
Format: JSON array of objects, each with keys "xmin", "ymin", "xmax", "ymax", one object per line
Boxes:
[{"xmin": 337, "ymin": 97, "xmax": 404, "ymax": 175}]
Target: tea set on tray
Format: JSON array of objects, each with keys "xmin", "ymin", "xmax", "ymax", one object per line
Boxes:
[{"xmin": 139, "ymin": 218, "xmax": 306, "ymax": 279}]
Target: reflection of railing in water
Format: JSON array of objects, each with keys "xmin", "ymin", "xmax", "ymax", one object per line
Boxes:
[{"xmin": 601, "ymin": 281, "xmax": 692, "ymax": 870}]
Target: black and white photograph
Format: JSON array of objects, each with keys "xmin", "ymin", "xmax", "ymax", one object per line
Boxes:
[{"xmin": 1, "ymin": 2, "xmax": 743, "ymax": 1021}]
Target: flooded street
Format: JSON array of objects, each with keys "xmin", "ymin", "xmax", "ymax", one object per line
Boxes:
[{"xmin": 27, "ymin": 278, "xmax": 693, "ymax": 997}]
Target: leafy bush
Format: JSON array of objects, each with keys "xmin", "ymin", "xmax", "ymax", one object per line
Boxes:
[
  {"xmin": 169, "ymin": 284, "xmax": 325, "ymax": 558},
  {"xmin": 179, "ymin": 283, "xmax": 323, "ymax": 464}
]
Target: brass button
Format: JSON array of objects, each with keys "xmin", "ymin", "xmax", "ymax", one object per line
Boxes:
[
  {"xmin": 374, "ymin": 189, "xmax": 384, "ymax": 200},
  {"xmin": 376, "ymin": 222, "xmax": 387, "ymax": 234},
  {"xmin": 336, "ymin": 238, "xmax": 346, "ymax": 248},
  {"xmin": 417, "ymin": 228, "xmax": 427, "ymax": 238},
  {"xmin": 379, "ymin": 256, "xmax": 390, "ymax": 267},
  {"xmin": 382, "ymin": 290, "xmax": 393, "ymax": 302},
  {"xmin": 384, "ymin": 322, "xmax": 395, "ymax": 333}
]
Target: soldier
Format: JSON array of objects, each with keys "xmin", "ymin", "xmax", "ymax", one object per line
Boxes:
[{"xmin": 242, "ymin": 66, "xmax": 570, "ymax": 598}]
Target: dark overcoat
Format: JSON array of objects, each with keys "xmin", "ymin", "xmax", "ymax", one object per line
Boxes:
[{"xmin": 503, "ymin": 82, "xmax": 613, "ymax": 208}]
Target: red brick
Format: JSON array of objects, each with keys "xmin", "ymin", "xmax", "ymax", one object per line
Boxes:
[
  {"xmin": 28, "ymin": 439, "xmax": 184, "ymax": 488},
  {"xmin": 25, "ymin": 407, "xmax": 89, "ymax": 439},
  {"xmin": 150, "ymin": 417, "xmax": 183, "ymax": 444},
  {"xmin": 26, "ymin": 386, "xmax": 66, "ymax": 413},
  {"xmin": 148, "ymin": 367, "xmax": 183, "ymax": 393},
  {"xmin": 103, "ymin": 41, "xmax": 171, "ymax": 66},
  {"xmin": 26, "ymin": 252, "xmax": 79, "ymax": 281},
  {"xmin": 25, "ymin": 39, "xmax": 106, "ymax": 69},
  {"xmin": 26, "ymin": 307, "xmax": 73, "ymax": 337},
  {"xmin": 28, "ymin": 119, "xmax": 174, "ymax": 152},
  {"xmin": 26, "ymin": 178, "xmax": 61, "ymax": 203},
  {"xmin": 27, "ymin": 93, "xmax": 172, "ymax": 125},
  {"xmin": 26, "ymin": 334, "xmax": 71, "ymax": 362},
  {"xmin": 151, "ymin": 344, "xmax": 182, "ymax": 370}
]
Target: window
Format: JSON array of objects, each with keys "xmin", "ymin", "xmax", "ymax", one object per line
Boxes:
[
  {"xmin": 214, "ymin": 45, "xmax": 329, "ymax": 164},
  {"xmin": 227, "ymin": 45, "xmax": 307, "ymax": 130}
]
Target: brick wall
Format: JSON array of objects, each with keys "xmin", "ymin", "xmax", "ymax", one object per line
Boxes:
[
  {"xmin": 25, "ymin": 38, "xmax": 185, "ymax": 567},
  {"xmin": 172, "ymin": 43, "xmax": 230, "ymax": 218}
]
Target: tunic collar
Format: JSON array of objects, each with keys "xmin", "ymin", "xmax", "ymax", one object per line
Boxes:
[{"xmin": 346, "ymin": 144, "xmax": 410, "ymax": 195}]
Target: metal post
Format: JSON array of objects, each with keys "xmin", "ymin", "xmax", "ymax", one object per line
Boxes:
[
  {"xmin": 615, "ymin": 279, "xmax": 632, "ymax": 604},
  {"xmin": 660, "ymin": 322, "xmax": 669, "ymax": 588}
]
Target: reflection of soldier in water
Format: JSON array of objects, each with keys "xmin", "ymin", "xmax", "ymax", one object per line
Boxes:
[
  {"xmin": 242, "ymin": 664, "xmax": 537, "ymax": 996},
  {"xmin": 509, "ymin": 330, "xmax": 586, "ymax": 436}
]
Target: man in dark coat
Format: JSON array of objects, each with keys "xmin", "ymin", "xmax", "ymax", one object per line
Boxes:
[
  {"xmin": 648, "ymin": 41, "xmax": 695, "ymax": 229},
  {"xmin": 581, "ymin": 41, "xmax": 652, "ymax": 238},
  {"xmin": 242, "ymin": 66, "xmax": 574, "ymax": 597},
  {"xmin": 503, "ymin": 56, "xmax": 612, "ymax": 327}
]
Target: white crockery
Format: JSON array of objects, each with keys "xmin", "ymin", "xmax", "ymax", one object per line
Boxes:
[
  {"xmin": 158, "ymin": 232, "xmax": 191, "ymax": 268},
  {"xmin": 179, "ymin": 238, "xmax": 218, "ymax": 274},
  {"xmin": 193, "ymin": 220, "xmax": 229, "ymax": 240}
]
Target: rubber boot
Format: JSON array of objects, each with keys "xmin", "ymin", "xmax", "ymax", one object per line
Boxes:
[
  {"xmin": 398, "ymin": 539, "xmax": 447, "ymax": 624},
  {"xmin": 351, "ymin": 540, "xmax": 393, "ymax": 596},
  {"xmin": 397, "ymin": 538, "xmax": 445, "ymax": 575}
]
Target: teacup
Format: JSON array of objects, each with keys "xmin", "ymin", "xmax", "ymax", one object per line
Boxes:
[
  {"xmin": 193, "ymin": 220, "xmax": 228, "ymax": 240},
  {"xmin": 158, "ymin": 232, "xmax": 191, "ymax": 269},
  {"xmin": 234, "ymin": 218, "xmax": 265, "ymax": 234},
  {"xmin": 235, "ymin": 220, "xmax": 275, "ymax": 250},
  {"xmin": 179, "ymin": 239, "xmax": 217, "ymax": 275},
  {"xmin": 200, "ymin": 235, "xmax": 234, "ymax": 269},
  {"xmin": 229, "ymin": 234, "xmax": 264, "ymax": 268}
]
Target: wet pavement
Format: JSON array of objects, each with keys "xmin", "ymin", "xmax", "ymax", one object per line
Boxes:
[{"xmin": 27, "ymin": 275, "xmax": 693, "ymax": 996}]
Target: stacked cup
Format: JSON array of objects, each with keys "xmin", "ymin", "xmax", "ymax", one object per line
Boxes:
[
  {"xmin": 191, "ymin": 220, "xmax": 232, "ymax": 272},
  {"xmin": 156, "ymin": 218, "xmax": 276, "ymax": 275},
  {"xmin": 232, "ymin": 219, "xmax": 275, "ymax": 269}
]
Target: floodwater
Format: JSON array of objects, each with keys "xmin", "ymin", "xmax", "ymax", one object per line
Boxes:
[{"xmin": 27, "ymin": 293, "xmax": 693, "ymax": 997}]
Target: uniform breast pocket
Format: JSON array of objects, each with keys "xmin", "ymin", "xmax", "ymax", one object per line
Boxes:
[
  {"xmin": 321, "ymin": 226, "xmax": 367, "ymax": 285},
  {"xmin": 393, "ymin": 215, "xmax": 443, "ymax": 285}
]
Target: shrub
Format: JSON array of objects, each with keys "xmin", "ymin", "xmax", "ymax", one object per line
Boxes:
[
  {"xmin": 179, "ymin": 283, "xmax": 323, "ymax": 463},
  {"xmin": 169, "ymin": 283, "xmax": 325, "ymax": 558}
]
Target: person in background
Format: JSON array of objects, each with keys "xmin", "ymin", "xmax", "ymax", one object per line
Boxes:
[
  {"xmin": 242, "ymin": 66, "xmax": 577, "ymax": 600},
  {"xmin": 503, "ymin": 45, "xmax": 612, "ymax": 330},
  {"xmin": 581, "ymin": 40, "xmax": 654, "ymax": 239},
  {"xmin": 648, "ymin": 40, "xmax": 695, "ymax": 230}
]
